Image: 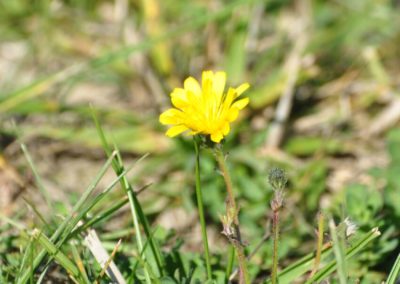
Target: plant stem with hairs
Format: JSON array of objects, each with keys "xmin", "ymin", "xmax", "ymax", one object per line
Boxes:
[
  {"xmin": 215, "ymin": 145, "xmax": 250, "ymax": 284},
  {"xmin": 268, "ymin": 168, "xmax": 287, "ymax": 284},
  {"xmin": 271, "ymin": 206, "xmax": 280, "ymax": 284}
]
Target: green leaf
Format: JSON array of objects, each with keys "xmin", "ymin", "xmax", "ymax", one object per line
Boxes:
[{"xmin": 386, "ymin": 253, "xmax": 400, "ymax": 284}]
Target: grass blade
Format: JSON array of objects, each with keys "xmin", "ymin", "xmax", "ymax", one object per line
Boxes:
[
  {"xmin": 267, "ymin": 228, "xmax": 380, "ymax": 283},
  {"xmin": 329, "ymin": 219, "xmax": 347, "ymax": 284},
  {"xmin": 31, "ymin": 164, "xmax": 133, "ymax": 284},
  {"xmin": 386, "ymin": 253, "xmax": 400, "ymax": 284},
  {"xmin": 71, "ymin": 183, "xmax": 150, "ymax": 237},
  {"xmin": 70, "ymin": 244, "xmax": 91, "ymax": 284},
  {"xmin": 17, "ymin": 151, "xmax": 118, "ymax": 284},
  {"xmin": 92, "ymin": 109, "xmax": 165, "ymax": 278},
  {"xmin": 306, "ymin": 228, "xmax": 381, "ymax": 283},
  {"xmin": 16, "ymin": 235, "xmax": 35, "ymax": 283},
  {"xmin": 21, "ymin": 144, "xmax": 53, "ymax": 212},
  {"xmin": 31, "ymin": 229, "xmax": 80, "ymax": 282}
]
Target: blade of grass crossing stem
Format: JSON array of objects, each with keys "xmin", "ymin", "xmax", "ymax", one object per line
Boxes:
[
  {"xmin": 31, "ymin": 229, "xmax": 81, "ymax": 282},
  {"xmin": 0, "ymin": 0, "xmax": 257, "ymax": 113},
  {"xmin": 70, "ymin": 184, "xmax": 149, "ymax": 237},
  {"xmin": 71, "ymin": 197, "xmax": 129, "ymax": 236},
  {"xmin": 92, "ymin": 110, "xmax": 164, "ymax": 277},
  {"xmin": 57, "ymin": 165, "xmax": 131, "ymax": 245},
  {"xmin": 386, "ymin": 253, "xmax": 400, "ymax": 284},
  {"xmin": 114, "ymin": 150, "xmax": 152, "ymax": 284},
  {"xmin": 132, "ymin": 227, "xmax": 160, "ymax": 277},
  {"xmin": 18, "ymin": 151, "xmax": 118, "ymax": 284},
  {"xmin": 114, "ymin": 149, "xmax": 161, "ymax": 275},
  {"xmin": 329, "ymin": 219, "xmax": 347, "ymax": 284},
  {"xmin": 21, "ymin": 144, "xmax": 54, "ymax": 212},
  {"xmin": 56, "ymin": 151, "xmax": 120, "ymax": 244},
  {"xmin": 306, "ymin": 228, "xmax": 381, "ymax": 283}
]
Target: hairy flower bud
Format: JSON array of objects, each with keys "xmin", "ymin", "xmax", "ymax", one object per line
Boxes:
[{"xmin": 268, "ymin": 168, "xmax": 288, "ymax": 191}]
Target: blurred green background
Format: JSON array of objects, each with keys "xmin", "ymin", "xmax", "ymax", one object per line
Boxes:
[{"xmin": 1, "ymin": 0, "xmax": 400, "ymax": 282}]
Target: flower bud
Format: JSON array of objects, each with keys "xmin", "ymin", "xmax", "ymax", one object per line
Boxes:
[{"xmin": 268, "ymin": 168, "xmax": 288, "ymax": 191}]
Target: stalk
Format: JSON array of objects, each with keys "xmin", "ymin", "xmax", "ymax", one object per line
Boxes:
[
  {"xmin": 215, "ymin": 145, "xmax": 250, "ymax": 284},
  {"xmin": 271, "ymin": 208, "xmax": 280, "ymax": 284},
  {"xmin": 268, "ymin": 168, "xmax": 287, "ymax": 284},
  {"xmin": 194, "ymin": 138, "xmax": 213, "ymax": 280}
]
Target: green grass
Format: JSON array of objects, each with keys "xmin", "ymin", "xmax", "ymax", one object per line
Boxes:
[{"xmin": 1, "ymin": 0, "xmax": 400, "ymax": 283}]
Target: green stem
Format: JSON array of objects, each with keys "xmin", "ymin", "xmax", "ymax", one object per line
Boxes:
[
  {"xmin": 194, "ymin": 138, "xmax": 213, "ymax": 280},
  {"xmin": 215, "ymin": 147, "xmax": 237, "ymax": 214},
  {"xmin": 215, "ymin": 146, "xmax": 250, "ymax": 284},
  {"xmin": 235, "ymin": 243, "xmax": 250, "ymax": 284},
  {"xmin": 387, "ymin": 253, "xmax": 400, "ymax": 284},
  {"xmin": 226, "ymin": 246, "xmax": 235, "ymax": 282},
  {"xmin": 271, "ymin": 209, "xmax": 280, "ymax": 284}
]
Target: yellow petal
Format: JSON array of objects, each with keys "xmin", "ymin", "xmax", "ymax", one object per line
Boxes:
[
  {"xmin": 166, "ymin": 125, "xmax": 188, "ymax": 137},
  {"xmin": 184, "ymin": 77, "xmax": 201, "ymax": 96},
  {"xmin": 223, "ymin": 88, "xmax": 236, "ymax": 108},
  {"xmin": 170, "ymin": 88, "xmax": 188, "ymax": 108},
  {"xmin": 202, "ymin": 71, "xmax": 214, "ymax": 86},
  {"xmin": 235, "ymin": 83, "xmax": 250, "ymax": 97},
  {"xmin": 227, "ymin": 108, "xmax": 239, "ymax": 122},
  {"xmin": 222, "ymin": 123, "xmax": 230, "ymax": 135},
  {"xmin": 159, "ymin": 109, "xmax": 182, "ymax": 125},
  {"xmin": 201, "ymin": 71, "xmax": 214, "ymax": 96},
  {"xmin": 213, "ymin": 71, "xmax": 226, "ymax": 96},
  {"xmin": 232, "ymin": 97, "xmax": 249, "ymax": 110},
  {"xmin": 210, "ymin": 132, "xmax": 223, "ymax": 143}
]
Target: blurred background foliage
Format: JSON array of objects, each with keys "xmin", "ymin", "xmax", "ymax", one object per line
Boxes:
[{"xmin": 1, "ymin": 0, "xmax": 400, "ymax": 282}]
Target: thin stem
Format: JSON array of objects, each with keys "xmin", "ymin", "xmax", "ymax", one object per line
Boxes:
[
  {"xmin": 215, "ymin": 147, "xmax": 237, "ymax": 215},
  {"xmin": 235, "ymin": 243, "xmax": 250, "ymax": 284},
  {"xmin": 194, "ymin": 138, "xmax": 213, "ymax": 280},
  {"xmin": 271, "ymin": 209, "xmax": 280, "ymax": 284},
  {"xmin": 226, "ymin": 246, "xmax": 235, "ymax": 282},
  {"xmin": 215, "ymin": 145, "xmax": 250, "ymax": 284},
  {"xmin": 116, "ymin": 152, "xmax": 152, "ymax": 284},
  {"xmin": 309, "ymin": 212, "xmax": 324, "ymax": 278}
]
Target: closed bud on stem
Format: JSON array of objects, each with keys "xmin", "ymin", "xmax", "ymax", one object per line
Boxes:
[
  {"xmin": 268, "ymin": 168, "xmax": 288, "ymax": 191},
  {"xmin": 268, "ymin": 167, "xmax": 287, "ymax": 284}
]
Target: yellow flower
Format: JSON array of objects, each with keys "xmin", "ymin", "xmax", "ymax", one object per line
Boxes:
[{"xmin": 159, "ymin": 71, "xmax": 250, "ymax": 143}]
